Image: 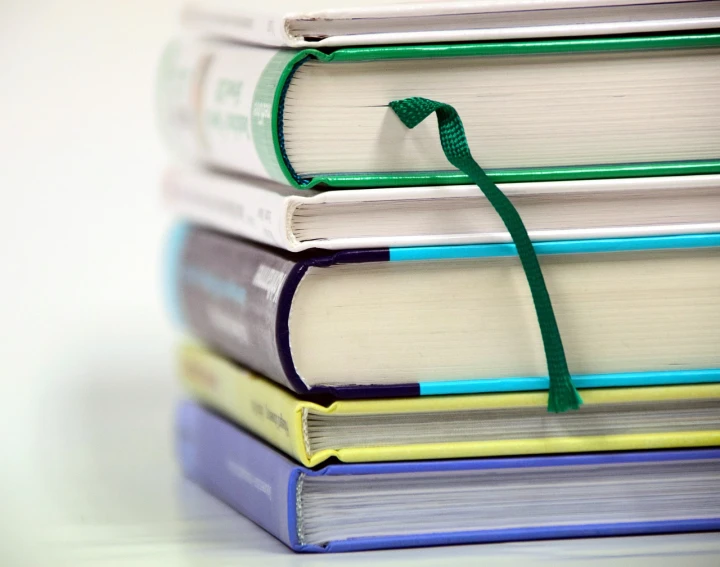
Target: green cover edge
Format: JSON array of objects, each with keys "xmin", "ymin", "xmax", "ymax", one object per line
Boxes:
[
  {"xmin": 251, "ymin": 50, "xmax": 307, "ymax": 185},
  {"xmin": 306, "ymin": 161, "xmax": 720, "ymax": 189},
  {"xmin": 252, "ymin": 49, "xmax": 326, "ymax": 188},
  {"xmin": 324, "ymin": 32, "xmax": 720, "ymax": 62},
  {"xmin": 276, "ymin": 33, "xmax": 720, "ymax": 189}
]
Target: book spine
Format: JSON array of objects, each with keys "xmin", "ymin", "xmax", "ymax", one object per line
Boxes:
[
  {"xmin": 166, "ymin": 224, "xmax": 303, "ymax": 392},
  {"xmin": 156, "ymin": 39, "xmax": 297, "ymax": 183},
  {"xmin": 156, "ymin": 40, "xmax": 205, "ymax": 163},
  {"xmin": 178, "ymin": 342, "xmax": 311, "ymax": 465},
  {"xmin": 163, "ymin": 167, "xmax": 297, "ymax": 251},
  {"xmin": 177, "ymin": 400, "xmax": 301, "ymax": 550}
]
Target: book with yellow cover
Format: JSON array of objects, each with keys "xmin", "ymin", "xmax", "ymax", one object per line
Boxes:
[{"xmin": 178, "ymin": 342, "xmax": 720, "ymax": 467}]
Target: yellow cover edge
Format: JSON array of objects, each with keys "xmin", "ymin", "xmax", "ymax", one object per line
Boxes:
[
  {"xmin": 335, "ymin": 432, "xmax": 720, "ymax": 463},
  {"xmin": 178, "ymin": 341, "xmax": 323, "ymax": 466}
]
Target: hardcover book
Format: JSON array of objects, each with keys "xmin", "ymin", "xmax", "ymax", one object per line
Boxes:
[
  {"xmin": 165, "ymin": 166, "xmax": 720, "ymax": 251},
  {"xmin": 181, "ymin": 0, "xmax": 720, "ymax": 48},
  {"xmin": 166, "ymin": 224, "xmax": 720, "ymax": 398},
  {"xmin": 177, "ymin": 400, "xmax": 720, "ymax": 552},
  {"xmin": 156, "ymin": 33, "xmax": 720, "ymax": 188},
  {"xmin": 178, "ymin": 342, "xmax": 720, "ymax": 466}
]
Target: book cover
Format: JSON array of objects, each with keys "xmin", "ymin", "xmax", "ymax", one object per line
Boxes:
[
  {"xmin": 156, "ymin": 33, "xmax": 720, "ymax": 188},
  {"xmin": 179, "ymin": 342, "xmax": 720, "ymax": 466},
  {"xmin": 179, "ymin": 342, "xmax": 308, "ymax": 463},
  {"xmin": 177, "ymin": 400, "xmax": 299, "ymax": 548},
  {"xmin": 167, "ymin": 224, "xmax": 720, "ymax": 399},
  {"xmin": 178, "ymin": 400, "xmax": 720, "ymax": 553}
]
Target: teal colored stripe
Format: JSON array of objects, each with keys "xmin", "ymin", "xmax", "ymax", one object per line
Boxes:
[
  {"xmin": 389, "ymin": 233, "xmax": 720, "ymax": 262},
  {"xmin": 164, "ymin": 222, "xmax": 190, "ymax": 327},
  {"xmin": 419, "ymin": 368, "xmax": 720, "ymax": 395}
]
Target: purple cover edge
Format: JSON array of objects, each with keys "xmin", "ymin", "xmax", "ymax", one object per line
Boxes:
[{"xmin": 274, "ymin": 247, "xmax": 424, "ymax": 399}]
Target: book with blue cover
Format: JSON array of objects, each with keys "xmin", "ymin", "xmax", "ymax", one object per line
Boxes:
[
  {"xmin": 167, "ymin": 224, "xmax": 720, "ymax": 398},
  {"xmin": 178, "ymin": 400, "xmax": 720, "ymax": 553}
]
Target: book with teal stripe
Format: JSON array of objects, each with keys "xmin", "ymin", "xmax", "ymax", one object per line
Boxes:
[
  {"xmin": 166, "ymin": 224, "xmax": 720, "ymax": 398},
  {"xmin": 156, "ymin": 32, "xmax": 720, "ymax": 189}
]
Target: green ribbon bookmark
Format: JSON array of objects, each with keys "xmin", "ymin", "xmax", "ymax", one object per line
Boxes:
[{"xmin": 389, "ymin": 97, "xmax": 582, "ymax": 413}]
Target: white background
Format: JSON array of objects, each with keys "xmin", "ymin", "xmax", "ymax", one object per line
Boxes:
[
  {"xmin": 0, "ymin": 1, "xmax": 180, "ymax": 563},
  {"xmin": 1, "ymin": 1, "xmax": 719, "ymax": 565}
]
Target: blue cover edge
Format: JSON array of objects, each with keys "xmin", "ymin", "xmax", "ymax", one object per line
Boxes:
[
  {"xmin": 164, "ymin": 222, "xmax": 190, "ymax": 327},
  {"xmin": 176, "ymin": 400, "xmax": 200, "ymax": 481},
  {"xmin": 390, "ymin": 233, "xmax": 720, "ymax": 262},
  {"xmin": 322, "ymin": 519, "xmax": 720, "ymax": 553},
  {"xmin": 420, "ymin": 368, "xmax": 720, "ymax": 395},
  {"xmin": 286, "ymin": 469, "xmax": 304, "ymax": 551}
]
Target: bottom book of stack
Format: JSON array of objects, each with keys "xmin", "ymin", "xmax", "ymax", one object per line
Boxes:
[{"xmin": 178, "ymin": 401, "xmax": 720, "ymax": 553}]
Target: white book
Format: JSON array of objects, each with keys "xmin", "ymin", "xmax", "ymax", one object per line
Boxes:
[
  {"xmin": 181, "ymin": 0, "xmax": 720, "ymax": 48},
  {"xmin": 164, "ymin": 166, "xmax": 720, "ymax": 251}
]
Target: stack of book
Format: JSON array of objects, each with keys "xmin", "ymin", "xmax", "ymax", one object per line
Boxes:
[{"xmin": 158, "ymin": 0, "xmax": 720, "ymax": 553}]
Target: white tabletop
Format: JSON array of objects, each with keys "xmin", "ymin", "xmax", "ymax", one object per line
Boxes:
[{"xmin": 0, "ymin": 1, "xmax": 718, "ymax": 564}]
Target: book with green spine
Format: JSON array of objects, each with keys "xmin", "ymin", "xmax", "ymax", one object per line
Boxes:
[{"xmin": 156, "ymin": 33, "xmax": 720, "ymax": 189}]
